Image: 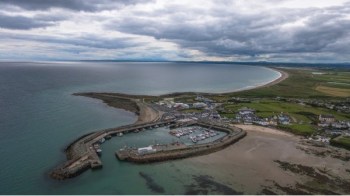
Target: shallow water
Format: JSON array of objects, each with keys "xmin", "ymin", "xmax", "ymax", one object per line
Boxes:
[{"xmin": 0, "ymin": 61, "xmax": 280, "ymax": 194}]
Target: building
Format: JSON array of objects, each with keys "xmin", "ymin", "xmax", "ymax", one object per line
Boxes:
[
  {"xmin": 193, "ymin": 102, "xmax": 207, "ymax": 108},
  {"xmin": 173, "ymin": 103, "xmax": 190, "ymax": 109},
  {"xmin": 137, "ymin": 146, "xmax": 157, "ymax": 154},
  {"xmin": 319, "ymin": 114, "xmax": 335, "ymax": 123},
  {"xmin": 238, "ymin": 107, "xmax": 255, "ymax": 115}
]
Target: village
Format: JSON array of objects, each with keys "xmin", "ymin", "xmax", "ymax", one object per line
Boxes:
[{"xmin": 153, "ymin": 95, "xmax": 350, "ymax": 149}]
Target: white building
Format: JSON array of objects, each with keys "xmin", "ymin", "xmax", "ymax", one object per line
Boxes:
[
  {"xmin": 137, "ymin": 146, "xmax": 157, "ymax": 154},
  {"xmin": 174, "ymin": 103, "xmax": 190, "ymax": 109},
  {"xmin": 193, "ymin": 102, "xmax": 207, "ymax": 108}
]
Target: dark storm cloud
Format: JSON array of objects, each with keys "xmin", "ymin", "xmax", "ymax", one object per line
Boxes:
[
  {"xmin": 0, "ymin": 0, "xmax": 149, "ymax": 11},
  {"xmin": 109, "ymin": 3, "xmax": 350, "ymax": 59},
  {"xmin": 0, "ymin": 32, "xmax": 141, "ymax": 49},
  {"xmin": 0, "ymin": 13, "xmax": 63, "ymax": 30}
]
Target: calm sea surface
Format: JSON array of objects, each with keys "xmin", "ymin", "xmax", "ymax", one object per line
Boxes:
[{"xmin": 0, "ymin": 62, "xmax": 279, "ymax": 194}]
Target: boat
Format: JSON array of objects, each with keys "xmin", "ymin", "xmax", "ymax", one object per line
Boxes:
[
  {"xmin": 99, "ymin": 137, "xmax": 106, "ymax": 143},
  {"xmin": 93, "ymin": 144, "xmax": 102, "ymax": 155},
  {"xmin": 96, "ymin": 148, "xmax": 102, "ymax": 155},
  {"xmin": 105, "ymin": 135, "xmax": 112, "ymax": 140},
  {"xmin": 191, "ymin": 137, "xmax": 197, "ymax": 143},
  {"xmin": 118, "ymin": 132, "xmax": 123, "ymax": 137}
]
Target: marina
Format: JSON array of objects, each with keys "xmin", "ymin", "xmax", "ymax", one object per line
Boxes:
[
  {"xmin": 169, "ymin": 126, "xmax": 221, "ymax": 143},
  {"xmin": 115, "ymin": 122, "xmax": 245, "ymax": 163}
]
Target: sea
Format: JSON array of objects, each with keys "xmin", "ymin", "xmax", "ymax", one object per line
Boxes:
[{"xmin": 0, "ymin": 62, "xmax": 280, "ymax": 194}]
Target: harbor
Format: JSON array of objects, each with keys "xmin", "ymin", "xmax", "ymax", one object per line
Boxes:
[
  {"xmin": 50, "ymin": 119, "xmax": 176, "ymax": 180},
  {"xmin": 50, "ymin": 94, "xmax": 246, "ymax": 180},
  {"xmin": 115, "ymin": 122, "xmax": 245, "ymax": 163}
]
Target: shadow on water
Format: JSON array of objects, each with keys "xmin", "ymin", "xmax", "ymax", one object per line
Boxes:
[
  {"xmin": 184, "ymin": 175, "xmax": 242, "ymax": 195},
  {"xmin": 139, "ymin": 172, "xmax": 165, "ymax": 194}
]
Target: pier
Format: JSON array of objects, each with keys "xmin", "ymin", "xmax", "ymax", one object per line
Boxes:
[
  {"xmin": 115, "ymin": 122, "xmax": 246, "ymax": 163},
  {"xmin": 50, "ymin": 120, "xmax": 175, "ymax": 180}
]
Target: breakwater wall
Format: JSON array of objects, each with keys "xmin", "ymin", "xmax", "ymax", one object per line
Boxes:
[
  {"xmin": 50, "ymin": 120, "xmax": 176, "ymax": 180},
  {"xmin": 115, "ymin": 122, "xmax": 246, "ymax": 163}
]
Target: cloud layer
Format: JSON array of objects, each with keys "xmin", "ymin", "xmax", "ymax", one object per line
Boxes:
[{"xmin": 0, "ymin": 0, "xmax": 349, "ymax": 62}]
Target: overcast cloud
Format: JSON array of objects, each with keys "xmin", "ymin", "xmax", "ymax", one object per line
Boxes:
[{"xmin": 0, "ymin": 0, "xmax": 349, "ymax": 62}]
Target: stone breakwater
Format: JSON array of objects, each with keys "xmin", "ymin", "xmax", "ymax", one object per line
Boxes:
[
  {"xmin": 50, "ymin": 120, "xmax": 246, "ymax": 180},
  {"xmin": 50, "ymin": 120, "xmax": 175, "ymax": 180},
  {"xmin": 116, "ymin": 122, "xmax": 246, "ymax": 163}
]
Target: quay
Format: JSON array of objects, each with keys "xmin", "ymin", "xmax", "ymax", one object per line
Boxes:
[
  {"xmin": 50, "ymin": 120, "xmax": 175, "ymax": 180},
  {"xmin": 115, "ymin": 122, "xmax": 246, "ymax": 163}
]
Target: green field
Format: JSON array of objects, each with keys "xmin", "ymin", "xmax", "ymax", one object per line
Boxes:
[
  {"xmin": 221, "ymin": 68, "xmax": 350, "ymax": 99},
  {"xmin": 220, "ymin": 99, "xmax": 349, "ymax": 136},
  {"xmin": 330, "ymin": 136, "xmax": 350, "ymax": 150},
  {"xmin": 278, "ymin": 124, "xmax": 315, "ymax": 136},
  {"xmin": 162, "ymin": 68, "xmax": 350, "ymax": 137},
  {"xmin": 222, "ymin": 100, "xmax": 349, "ymax": 123}
]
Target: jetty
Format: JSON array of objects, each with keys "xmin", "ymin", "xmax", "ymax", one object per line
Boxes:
[
  {"xmin": 50, "ymin": 120, "xmax": 175, "ymax": 180},
  {"xmin": 115, "ymin": 122, "xmax": 246, "ymax": 163}
]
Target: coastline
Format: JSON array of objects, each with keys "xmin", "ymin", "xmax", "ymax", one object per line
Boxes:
[
  {"xmin": 255, "ymin": 67, "xmax": 289, "ymax": 89},
  {"xmin": 185, "ymin": 123, "xmax": 350, "ymax": 194},
  {"xmin": 221, "ymin": 67, "xmax": 289, "ymax": 93},
  {"xmin": 51, "ymin": 66, "xmax": 289, "ymax": 180},
  {"xmin": 74, "ymin": 67, "xmax": 289, "ymax": 125},
  {"xmin": 149, "ymin": 67, "xmax": 289, "ymax": 97}
]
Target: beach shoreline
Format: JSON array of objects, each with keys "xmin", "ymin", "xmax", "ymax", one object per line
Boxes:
[{"xmin": 74, "ymin": 67, "xmax": 289, "ymax": 125}]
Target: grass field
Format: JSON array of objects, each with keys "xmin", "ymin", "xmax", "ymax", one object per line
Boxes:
[
  {"xmin": 330, "ymin": 136, "xmax": 350, "ymax": 150},
  {"xmin": 222, "ymin": 100, "xmax": 350, "ymax": 123},
  {"xmin": 279, "ymin": 124, "xmax": 315, "ymax": 136},
  {"xmin": 224, "ymin": 68, "xmax": 350, "ymax": 99},
  {"xmin": 315, "ymin": 86, "xmax": 350, "ymax": 97},
  {"xmin": 220, "ymin": 99, "xmax": 350, "ymax": 136}
]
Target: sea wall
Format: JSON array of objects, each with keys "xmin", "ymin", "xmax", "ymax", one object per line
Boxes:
[{"xmin": 116, "ymin": 122, "xmax": 246, "ymax": 163}]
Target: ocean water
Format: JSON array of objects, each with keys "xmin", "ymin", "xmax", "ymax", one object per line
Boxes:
[{"xmin": 0, "ymin": 62, "xmax": 280, "ymax": 194}]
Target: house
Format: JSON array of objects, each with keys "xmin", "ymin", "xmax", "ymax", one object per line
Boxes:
[
  {"xmin": 193, "ymin": 102, "xmax": 207, "ymax": 108},
  {"xmin": 319, "ymin": 114, "xmax": 335, "ymax": 123},
  {"xmin": 278, "ymin": 113, "xmax": 290, "ymax": 125},
  {"xmin": 238, "ymin": 107, "xmax": 255, "ymax": 115}
]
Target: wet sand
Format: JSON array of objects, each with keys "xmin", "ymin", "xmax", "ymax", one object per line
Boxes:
[
  {"xmin": 234, "ymin": 124, "xmax": 294, "ymax": 137},
  {"xmin": 261, "ymin": 68, "xmax": 289, "ymax": 88},
  {"xmin": 184, "ymin": 125, "xmax": 350, "ymax": 194},
  {"xmin": 232, "ymin": 68, "xmax": 289, "ymax": 92}
]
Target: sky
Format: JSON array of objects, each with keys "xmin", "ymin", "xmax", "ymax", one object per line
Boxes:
[{"xmin": 0, "ymin": 0, "xmax": 349, "ymax": 62}]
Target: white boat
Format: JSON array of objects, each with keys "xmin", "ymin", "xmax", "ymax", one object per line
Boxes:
[{"xmin": 99, "ymin": 137, "xmax": 106, "ymax": 143}]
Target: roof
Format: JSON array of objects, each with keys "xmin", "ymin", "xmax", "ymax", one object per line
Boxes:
[{"xmin": 319, "ymin": 114, "xmax": 335, "ymax": 118}]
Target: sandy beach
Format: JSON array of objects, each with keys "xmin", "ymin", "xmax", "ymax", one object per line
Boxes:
[
  {"xmin": 235, "ymin": 67, "xmax": 289, "ymax": 92},
  {"xmin": 184, "ymin": 125, "xmax": 350, "ymax": 194},
  {"xmin": 260, "ymin": 68, "xmax": 289, "ymax": 88},
  {"xmin": 234, "ymin": 124, "xmax": 294, "ymax": 137}
]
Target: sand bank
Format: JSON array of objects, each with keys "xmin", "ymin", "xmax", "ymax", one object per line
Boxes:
[
  {"xmin": 234, "ymin": 124, "xmax": 294, "ymax": 137},
  {"xmin": 184, "ymin": 126, "xmax": 350, "ymax": 194}
]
